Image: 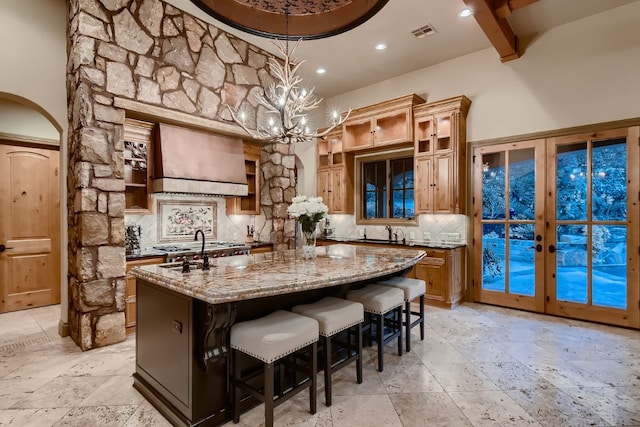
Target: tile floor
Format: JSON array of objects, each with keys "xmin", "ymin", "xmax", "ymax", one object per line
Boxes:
[{"xmin": 1, "ymin": 303, "xmax": 639, "ymax": 426}]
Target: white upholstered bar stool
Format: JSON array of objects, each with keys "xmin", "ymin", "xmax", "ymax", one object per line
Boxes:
[
  {"xmin": 292, "ymin": 297, "xmax": 364, "ymax": 406},
  {"xmin": 230, "ymin": 310, "xmax": 319, "ymax": 427},
  {"xmin": 377, "ymin": 276, "xmax": 426, "ymax": 352},
  {"xmin": 346, "ymin": 284, "xmax": 404, "ymax": 372}
]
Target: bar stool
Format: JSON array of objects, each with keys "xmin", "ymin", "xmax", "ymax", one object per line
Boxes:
[
  {"xmin": 377, "ymin": 276, "xmax": 426, "ymax": 352},
  {"xmin": 346, "ymin": 284, "xmax": 404, "ymax": 372},
  {"xmin": 230, "ymin": 310, "xmax": 319, "ymax": 427},
  {"xmin": 292, "ymin": 297, "xmax": 364, "ymax": 406}
]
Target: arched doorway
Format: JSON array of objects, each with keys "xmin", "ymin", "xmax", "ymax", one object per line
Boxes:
[{"xmin": 0, "ymin": 96, "xmax": 62, "ymax": 314}]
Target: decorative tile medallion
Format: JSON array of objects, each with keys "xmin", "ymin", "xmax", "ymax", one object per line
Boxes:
[{"xmin": 158, "ymin": 200, "xmax": 217, "ymax": 242}]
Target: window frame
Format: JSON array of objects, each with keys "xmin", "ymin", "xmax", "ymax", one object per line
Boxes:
[{"xmin": 355, "ymin": 149, "xmax": 418, "ymax": 226}]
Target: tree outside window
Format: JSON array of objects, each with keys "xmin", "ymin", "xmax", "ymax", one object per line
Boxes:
[{"xmin": 362, "ymin": 156, "xmax": 414, "ymax": 220}]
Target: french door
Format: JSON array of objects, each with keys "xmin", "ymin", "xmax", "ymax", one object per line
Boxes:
[{"xmin": 473, "ymin": 128, "xmax": 639, "ymax": 328}]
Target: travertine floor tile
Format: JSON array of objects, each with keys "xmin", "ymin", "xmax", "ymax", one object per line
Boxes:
[
  {"xmin": 77, "ymin": 375, "xmax": 145, "ymax": 407},
  {"xmin": 559, "ymin": 385, "xmax": 640, "ymax": 426},
  {"xmin": 121, "ymin": 400, "xmax": 172, "ymax": 427},
  {"xmin": 52, "ymin": 405, "xmax": 138, "ymax": 426},
  {"xmin": 505, "ymin": 387, "xmax": 609, "ymax": 427},
  {"xmin": 10, "ymin": 376, "xmax": 109, "ymax": 409},
  {"xmin": 473, "ymin": 361, "xmax": 555, "ymax": 391},
  {"xmin": 0, "ymin": 408, "xmax": 70, "ymax": 427},
  {"xmin": 449, "ymin": 390, "xmax": 542, "ymax": 426},
  {"xmin": 2, "ymin": 302, "xmax": 640, "ymax": 427},
  {"xmin": 0, "ymin": 377, "xmax": 52, "ymax": 409},
  {"xmin": 379, "ymin": 364, "xmax": 443, "ymax": 393},
  {"xmin": 389, "ymin": 392, "xmax": 472, "ymax": 427},
  {"xmin": 428, "ymin": 363, "xmax": 500, "ymax": 392},
  {"xmin": 329, "ymin": 394, "xmax": 402, "ymax": 427}
]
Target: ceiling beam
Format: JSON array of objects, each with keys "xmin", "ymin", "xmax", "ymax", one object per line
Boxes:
[
  {"xmin": 463, "ymin": 0, "xmax": 520, "ymax": 62},
  {"xmin": 494, "ymin": 0, "xmax": 540, "ymax": 18}
]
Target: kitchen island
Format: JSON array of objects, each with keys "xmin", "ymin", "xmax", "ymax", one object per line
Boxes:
[{"xmin": 131, "ymin": 244, "xmax": 425, "ymax": 426}]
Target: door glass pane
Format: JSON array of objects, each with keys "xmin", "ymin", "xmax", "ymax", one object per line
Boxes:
[
  {"xmin": 556, "ymin": 224, "xmax": 588, "ymax": 304},
  {"xmin": 509, "ymin": 149, "xmax": 535, "ymax": 220},
  {"xmin": 592, "ymin": 138, "xmax": 627, "ymax": 221},
  {"xmin": 482, "ymin": 223, "xmax": 506, "ymax": 292},
  {"xmin": 556, "ymin": 143, "xmax": 587, "ymax": 221},
  {"xmin": 592, "ymin": 225, "xmax": 627, "ymax": 309},
  {"xmin": 482, "ymin": 152, "xmax": 505, "ymax": 220},
  {"xmin": 509, "ymin": 224, "xmax": 535, "ymax": 296}
]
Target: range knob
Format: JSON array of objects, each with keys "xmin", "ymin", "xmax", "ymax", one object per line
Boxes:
[
  {"xmin": 193, "ymin": 255, "xmax": 200, "ymax": 260},
  {"xmin": 211, "ymin": 253, "xmax": 218, "ymax": 258},
  {"xmin": 175, "ymin": 256, "xmax": 184, "ymax": 262}
]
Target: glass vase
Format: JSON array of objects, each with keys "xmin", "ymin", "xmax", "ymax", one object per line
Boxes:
[{"xmin": 299, "ymin": 223, "xmax": 317, "ymax": 259}]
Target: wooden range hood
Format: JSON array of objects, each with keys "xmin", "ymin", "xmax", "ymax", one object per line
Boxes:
[{"xmin": 152, "ymin": 123, "xmax": 248, "ymax": 197}]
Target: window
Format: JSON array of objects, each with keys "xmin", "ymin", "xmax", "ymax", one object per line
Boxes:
[{"xmin": 361, "ymin": 155, "xmax": 414, "ymax": 221}]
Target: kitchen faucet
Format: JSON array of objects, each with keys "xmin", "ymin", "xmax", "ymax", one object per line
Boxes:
[
  {"xmin": 385, "ymin": 224, "xmax": 392, "ymax": 241},
  {"xmin": 194, "ymin": 229, "xmax": 210, "ymax": 271},
  {"xmin": 394, "ymin": 228, "xmax": 406, "ymax": 245}
]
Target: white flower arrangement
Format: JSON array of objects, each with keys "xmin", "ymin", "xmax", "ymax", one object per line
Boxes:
[{"xmin": 287, "ymin": 195, "xmax": 328, "ymax": 235}]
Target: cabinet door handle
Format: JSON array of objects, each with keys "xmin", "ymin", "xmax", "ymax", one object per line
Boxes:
[{"xmin": 0, "ymin": 244, "xmax": 13, "ymax": 252}]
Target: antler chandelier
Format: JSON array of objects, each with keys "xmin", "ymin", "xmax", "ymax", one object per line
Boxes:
[{"xmin": 226, "ymin": 38, "xmax": 350, "ymax": 144}]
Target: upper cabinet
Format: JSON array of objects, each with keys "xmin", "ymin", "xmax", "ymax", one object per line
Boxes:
[
  {"xmin": 317, "ymin": 129, "xmax": 344, "ymax": 168},
  {"xmin": 226, "ymin": 142, "xmax": 261, "ymax": 215},
  {"xmin": 317, "ymin": 129, "xmax": 354, "ymax": 214},
  {"xmin": 414, "ymin": 95, "xmax": 471, "ymax": 215},
  {"xmin": 342, "ymin": 94, "xmax": 425, "ymax": 152},
  {"xmin": 124, "ymin": 118, "xmax": 155, "ymax": 214}
]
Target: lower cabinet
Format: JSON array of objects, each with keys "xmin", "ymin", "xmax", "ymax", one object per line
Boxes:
[
  {"xmin": 414, "ymin": 247, "xmax": 465, "ymax": 309},
  {"xmin": 317, "ymin": 240, "xmax": 465, "ymax": 309},
  {"xmin": 250, "ymin": 244, "xmax": 273, "ymax": 254},
  {"xmin": 125, "ymin": 255, "xmax": 166, "ymax": 333}
]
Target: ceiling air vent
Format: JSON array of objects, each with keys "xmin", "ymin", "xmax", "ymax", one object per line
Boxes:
[{"xmin": 412, "ymin": 24, "xmax": 437, "ymax": 39}]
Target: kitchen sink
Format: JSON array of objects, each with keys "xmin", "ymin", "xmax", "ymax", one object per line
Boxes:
[
  {"xmin": 158, "ymin": 260, "xmax": 205, "ymax": 272},
  {"xmin": 358, "ymin": 238, "xmax": 404, "ymax": 244}
]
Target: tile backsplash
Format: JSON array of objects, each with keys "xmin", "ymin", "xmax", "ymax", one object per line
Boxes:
[
  {"xmin": 127, "ymin": 194, "xmax": 466, "ymax": 249},
  {"xmin": 126, "ymin": 194, "xmax": 267, "ymax": 249},
  {"xmin": 327, "ymin": 214, "xmax": 467, "ymax": 244}
]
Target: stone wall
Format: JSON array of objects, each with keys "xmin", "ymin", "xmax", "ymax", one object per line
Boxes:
[{"xmin": 66, "ymin": 0, "xmax": 293, "ymax": 350}]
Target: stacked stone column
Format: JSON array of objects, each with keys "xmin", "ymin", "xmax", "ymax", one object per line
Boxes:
[
  {"xmin": 65, "ymin": 0, "xmax": 301, "ymax": 349},
  {"xmin": 260, "ymin": 143, "xmax": 297, "ymax": 251}
]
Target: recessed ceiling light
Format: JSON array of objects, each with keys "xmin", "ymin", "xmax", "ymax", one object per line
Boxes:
[
  {"xmin": 375, "ymin": 43, "xmax": 387, "ymax": 51},
  {"xmin": 316, "ymin": 68, "xmax": 326, "ymax": 74},
  {"xmin": 459, "ymin": 8, "xmax": 472, "ymax": 18}
]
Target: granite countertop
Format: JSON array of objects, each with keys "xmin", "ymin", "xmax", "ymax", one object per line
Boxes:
[
  {"xmin": 131, "ymin": 244, "xmax": 425, "ymax": 304},
  {"xmin": 126, "ymin": 250, "xmax": 167, "ymax": 261},
  {"xmin": 319, "ymin": 236, "xmax": 466, "ymax": 250}
]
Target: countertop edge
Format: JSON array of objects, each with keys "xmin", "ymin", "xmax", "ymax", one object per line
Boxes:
[{"xmin": 131, "ymin": 246, "xmax": 426, "ymax": 304}]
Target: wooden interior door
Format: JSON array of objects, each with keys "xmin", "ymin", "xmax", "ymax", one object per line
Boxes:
[{"xmin": 0, "ymin": 143, "xmax": 60, "ymax": 313}]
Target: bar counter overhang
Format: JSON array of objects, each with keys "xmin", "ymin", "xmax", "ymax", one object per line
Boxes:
[{"xmin": 131, "ymin": 244, "xmax": 426, "ymax": 426}]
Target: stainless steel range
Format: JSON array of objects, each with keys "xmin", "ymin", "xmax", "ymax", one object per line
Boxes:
[{"xmin": 152, "ymin": 241, "xmax": 250, "ymax": 263}]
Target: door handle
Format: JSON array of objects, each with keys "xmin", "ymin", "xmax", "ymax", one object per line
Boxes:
[
  {"xmin": 548, "ymin": 244, "xmax": 556, "ymax": 253},
  {"xmin": 535, "ymin": 244, "xmax": 543, "ymax": 252},
  {"xmin": 0, "ymin": 244, "xmax": 14, "ymax": 252}
]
